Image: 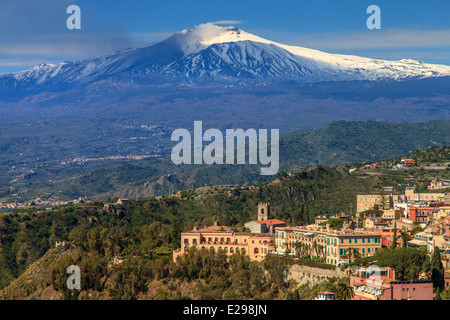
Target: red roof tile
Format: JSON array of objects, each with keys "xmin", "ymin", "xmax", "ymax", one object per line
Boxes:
[{"xmin": 254, "ymin": 219, "xmax": 285, "ymax": 225}]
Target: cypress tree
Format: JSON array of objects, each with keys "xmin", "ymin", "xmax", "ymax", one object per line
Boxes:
[
  {"xmin": 391, "ymin": 222, "xmax": 397, "ymax": 249},
  {"xmin": 431, "ymin": 246, "xmax": 445, "ymax": 291}
]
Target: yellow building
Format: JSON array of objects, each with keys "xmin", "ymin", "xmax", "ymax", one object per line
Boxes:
[
  {"xmin": 357, "ymin": 194, "xmax": 391, "ymax": 212},
  {"xmin": 404, "ymin": 187, "xmax": 445, "ymax": 203},
  {"xmin": 275, "ymin": 226, "xmax": 382, "ymax": 266},
  {"xmin": 381, "ymin": 209, "xmax": 403, "ymax": 220},
  {"xmin": 437, "ymin": 206, "xmax": 450, "ymax": 220}
]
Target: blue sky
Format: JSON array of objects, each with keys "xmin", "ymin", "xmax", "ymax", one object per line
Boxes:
[{"xmin": 1, "ymin": 0, "xmax": 449, "ymax": 74}]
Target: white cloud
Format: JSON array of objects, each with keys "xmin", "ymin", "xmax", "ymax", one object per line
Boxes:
[
  {"xmin": 286, "ymin": 28, "xmax": 450, "ymax": 51},
  {"xmin": 209, "ymin": 20, "xmax": 243, "ymax": 25}
]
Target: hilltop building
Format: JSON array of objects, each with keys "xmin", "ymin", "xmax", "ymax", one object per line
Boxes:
[
  {"xmin": 274, "ymin": 225, "xmax": 382, "ymax": 266},
  {"xmin": 172, "ymin": 222, "xmax": 275, "ymax": 262},
  {"xmin": 244, "ymin": 203, "xmax": 286, "ymax": 233},
  {"xmin": 173, "ymin": 204, "xmax": 280, "ymax": 262}
]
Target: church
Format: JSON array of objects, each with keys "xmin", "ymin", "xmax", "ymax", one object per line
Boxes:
[{"xmin": 244, "ymin": 203, "xmax": 286, "ymax": 234}]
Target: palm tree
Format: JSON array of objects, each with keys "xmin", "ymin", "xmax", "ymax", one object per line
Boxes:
[
  {"xmin": 312, "ymin": 240, "xmax": 318, "ymax": 258},
  {"xmin": 335, "ymin": 277, "xmax": 355, "ymax": 300},
  {"xmin": 344, "ymin": 247, "xmax": 355, "ymax": 263}
]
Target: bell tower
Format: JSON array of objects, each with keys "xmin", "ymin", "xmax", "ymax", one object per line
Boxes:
[{"xmin": 258, "ymin": 202, "xmax": 270, "ymax": 221}]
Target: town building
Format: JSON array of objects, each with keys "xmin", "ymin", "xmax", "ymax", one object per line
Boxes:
[
  {"xmin": 353, "ymin": 278, "xmax": 434, "ymax": 300},
  {"xmin": 244, "ymin": 203, "xmax": 286, "ymax": 233},
  {"xmin": 116, "ymin": 198, "xmax": 130, "ymax": 205},
  {"xmin": 173, "ymin": 204, "xmax": 282, "ymax": 262},
  {"xmin": 314, "ymin": 214, "xmax": 329, "ymax": 225},
  {"xmin": 403, "ymin": 159, "xmax": 416, "ymax": 167},
  {"xmin": 428, "ymin": 179, "xmax": 450, "ymax": 190},
  {"xmin": 357, "ymin": 194, "xmax": 391, "ymax": 212},
  {"xmin": 172, "ymin": 222, "xmax": 275, "ymax": 262},
  {"xmin": 383, "ymin": 280, "xmax": 434, "ymax": 300},
  {"xmin": 315, "ymin": 291, "xmax": 335, "ymax": 300},
  {"xmin": 409, "ymin": 206, "xmax": 438, "ymax": 223},
  {"xmin": 275, "ymin": 225, "xmax": 382, "ymax": 266}
]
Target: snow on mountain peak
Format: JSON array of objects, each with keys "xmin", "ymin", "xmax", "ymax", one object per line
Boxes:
[
  {"xmin": 165, "ymin": 23, "xmax": 450, "ymax": 80},
  {"xmin": 2, "ymin": 23, "xmax": 450, "ymax": 93},
  {"xmin": 169, "ymin": 23, "xmax": 271, "ymax": 55}
]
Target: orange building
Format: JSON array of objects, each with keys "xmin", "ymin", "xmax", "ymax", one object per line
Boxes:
[
  {"xmin": 172, "ymin": 223, "xmax": 275, "ymax": 262},
  {"xmin": 403, "ymin": 159, "xmax": 416, "ymax": 167}
]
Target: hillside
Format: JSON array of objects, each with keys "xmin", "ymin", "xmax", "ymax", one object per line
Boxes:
[
  {"xmin": 0, "ymin": 161, "xmax": 438, "ymax": 297},
  {"xmin": 2, "ymin": 147, "xmax": 450, "ymax": 299},
  {"xmin": 10, "ymin": 119, "xmax": 450, "ymax": 202},
  {"xmin": 408, "ymin": 145, "xmax": 450, "ymax": 164}
]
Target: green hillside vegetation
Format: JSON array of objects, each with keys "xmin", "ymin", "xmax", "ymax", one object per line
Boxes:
[
  {"xmin": 0, "ymin": 164, "xmax": 404, "ymax": 292},
  {"xmin": 2, "ymin": 146, "xmax": 450, "ymax": 299},
  {"xmin": 409, "ymin": 145, "xmax": 450, "ymax": 164}
]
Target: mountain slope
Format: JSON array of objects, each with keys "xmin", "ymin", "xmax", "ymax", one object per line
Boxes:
[
  {"xmin": 8, "ymin": 119, "xmax": 450, "ymax": 202},
  {"xmin": 1, "ymin": 23, "xmax": 450, "ymax": 96}
]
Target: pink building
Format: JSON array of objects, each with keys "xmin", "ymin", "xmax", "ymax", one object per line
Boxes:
[
  {"xmin": 380, "ymin": 280, "xmax": 434, "ymax": 300},
  {"xmin": 409, "ymin": 206, "xmax": 437, "ymax": 222}
]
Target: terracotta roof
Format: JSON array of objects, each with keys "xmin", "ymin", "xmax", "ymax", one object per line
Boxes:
[
  {"xmin": 184, "ymin": 225, "xmax": 233, "ymax": 233},
  {"xmin": 254, "ymin": 219, "xmax": 285, "ymax": 225},
  {"xmin": 198, "ymin": 225, "xmax": 232, "ymax": 232}
]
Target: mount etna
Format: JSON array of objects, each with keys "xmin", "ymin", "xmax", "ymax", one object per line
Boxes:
[{"xmin": 0, "ymin": 23, "xmax": 449, "ymax": 201}]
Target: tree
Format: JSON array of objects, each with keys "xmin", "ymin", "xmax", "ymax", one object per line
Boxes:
[
  {"xmin": 435, "ymin": 287, "xmax": 442, "ymax": 300},
  {"xmin": 391, "ymin": 222, "xmax": 397, "ymax": 249},
  {"xmin": 335, "ymin": 277, "xmax": 354, "ymax": 300},
  {"xmin": 430, "ymin": 246, "xmax": 445, "ymax": 291},
  {"xmin": 400, "ymin": 231, "xmax": 410, "ymax": 248},
  {"xmin": 264, "ymin": 256, "xmax": 288, "ymax": 292},
  {"xmin": 376, "ymin": 247, "xmax": 427, "ymax": 281}
]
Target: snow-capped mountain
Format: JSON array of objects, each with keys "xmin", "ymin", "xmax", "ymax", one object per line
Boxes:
[{"xmin": 2, "ymin": 23, "xmax": 450, "ymax": 94}]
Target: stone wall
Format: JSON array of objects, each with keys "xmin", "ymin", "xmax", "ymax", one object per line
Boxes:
[{"xmin": 287, "ymin": 264, "xmax": 347, "ymax": 286}]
